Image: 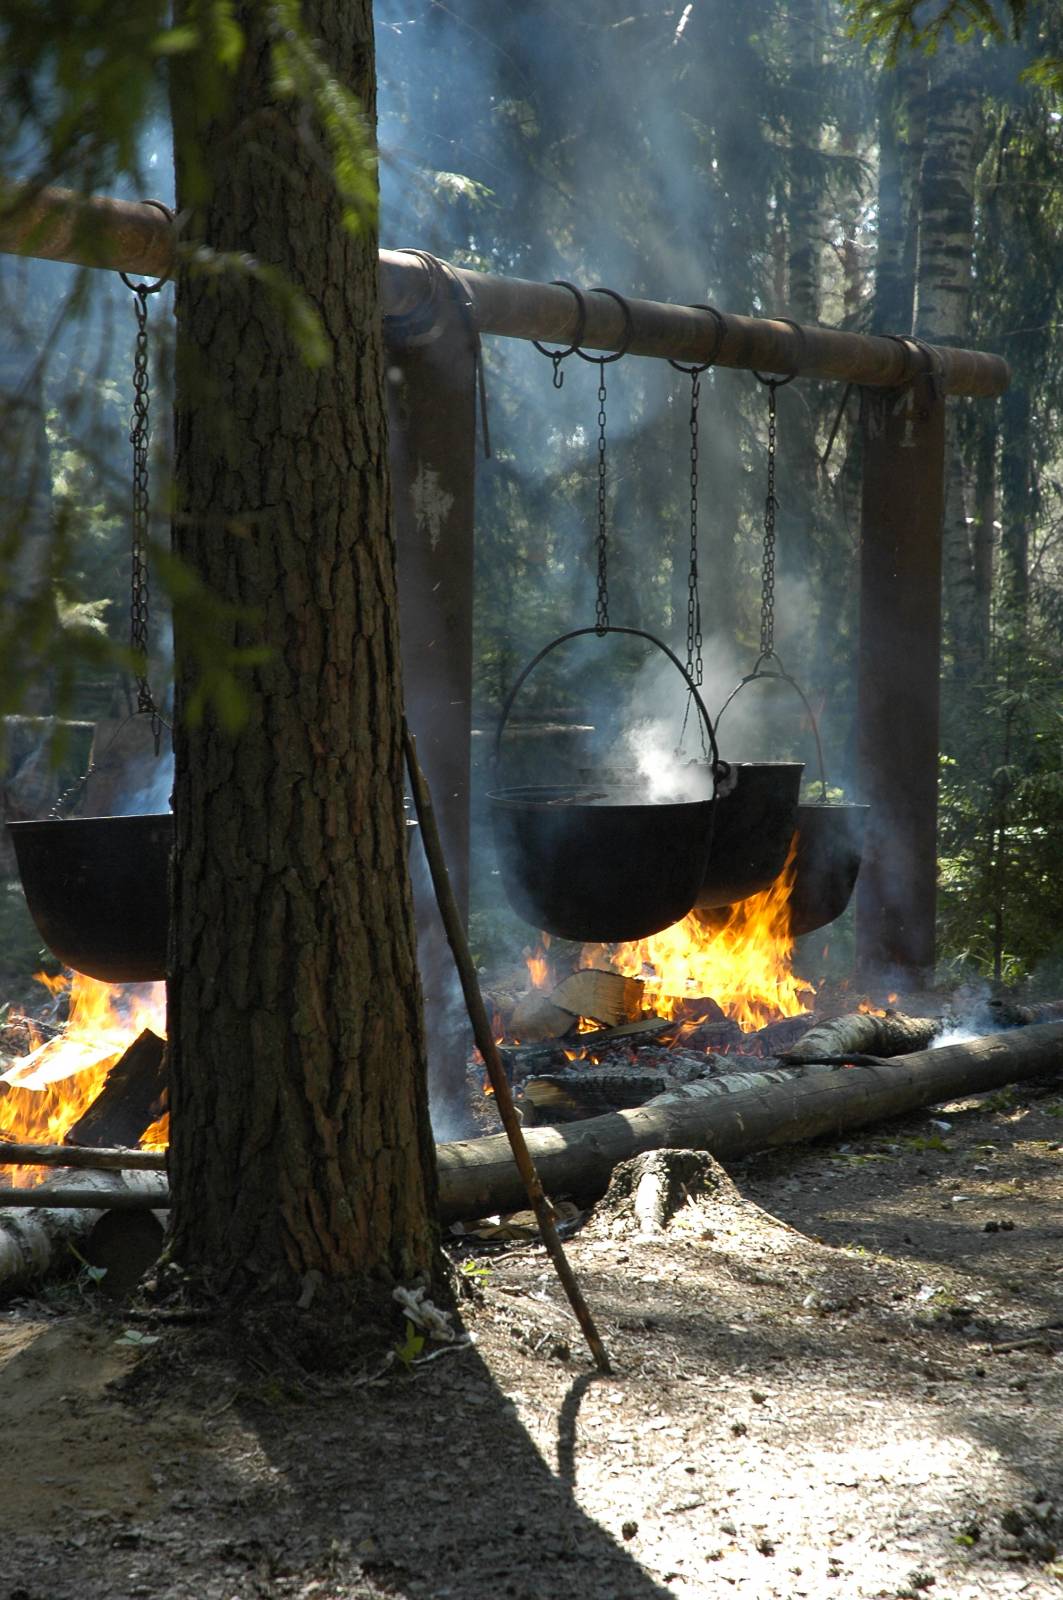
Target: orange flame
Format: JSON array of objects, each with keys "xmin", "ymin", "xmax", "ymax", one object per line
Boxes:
[
  {"xmin": 525, "ymin": 941, "xmax": 551, "ymax": 991},
  {"xmin": 582, "ymin": 843, "xmax": 813, "ymax": 1032},
  {"xmin": 0, "ymin": 972, "xmax": 167, "ymax": 1184}
]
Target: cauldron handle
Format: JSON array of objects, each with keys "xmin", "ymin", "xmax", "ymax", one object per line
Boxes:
[
  {"xmin": 48, "ymin": 708, "xmax": 173, "ymax": 819},
  {"xmin": 713, "ymin": 651, "xmax": 829, "ymax": 801},
  {"xmin": 493, "ymin": 624, "xmax": 728, "ymax": 790}
]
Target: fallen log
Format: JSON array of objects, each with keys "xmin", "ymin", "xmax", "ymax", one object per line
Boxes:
[
  {"xmin": 5, "ymin": 1023, "xmax": 1063, "ymax": 1229},
  {"xmin": 0, "ymin": 1171, "xmax": 166, "ymax": 1293},
  {"xmin": 434, "ymin": 1018, "xmax": 1063, "ymax": 1221},
  {"xmin": 784, "ymin": 1009, "xmax": 942, "ymax": 1062}
]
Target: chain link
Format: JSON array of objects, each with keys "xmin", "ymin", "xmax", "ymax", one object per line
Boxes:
[
  {"xmin": 760, "ymin": 379, "xmax": 778, "ymax": 659},
  {"xmin": 594, "ymin": 359, "xmax": 609, "ymax": 633},
  {"xmin": 128, "ymin": 286, "xmax": 159, "ymax": 720},
  {"xmin": 686, "ymin": 371, "xmax": 703, "ymax": 686}
]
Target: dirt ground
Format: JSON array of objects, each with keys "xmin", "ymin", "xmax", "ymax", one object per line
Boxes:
[{"xmin": 2, "ymin": 1068, "xmax": 1063, "ymax": 1600}]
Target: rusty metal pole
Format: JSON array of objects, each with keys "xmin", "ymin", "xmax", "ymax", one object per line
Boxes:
[
  {"xmin": 387, "ymin": 274, "xmax": 480, "ymax": 1109},
  {"xmin": 387, "ymin": 286, "xmax": 478, "ymax": 922},
  {"xmin": 855, "ymin": 371, "xmax": 947, "ymax": 979}
]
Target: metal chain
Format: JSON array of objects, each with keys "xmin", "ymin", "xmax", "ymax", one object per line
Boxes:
[
  {"xmin": 760, "ymin": 378, "xmax": 779, "ymax": 659},
  {"xmin": 594, "ymin": 358, "xmax": 609, "ymax": 633},
  {"xmin": 686, "ymin": 370, "xmax": 703, "ymax": 686},
  {"xmin": 129, "ymin": 285, "xmax": 155, "ymax": 716}
]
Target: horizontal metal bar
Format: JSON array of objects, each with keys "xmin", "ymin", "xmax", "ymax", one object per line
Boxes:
[{"xmin": 0, "ymin": 186, "xmax": 1010, "ymax": 396}]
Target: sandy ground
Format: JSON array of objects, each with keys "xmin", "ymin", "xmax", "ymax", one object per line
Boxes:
[{"xmin": 2, "ymin": 1068, "xmax": 1062, "ymax": 1600}]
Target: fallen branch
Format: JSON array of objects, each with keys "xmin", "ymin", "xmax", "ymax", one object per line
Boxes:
[{"xmin": 0, "ymin": 1141, "xmax": 166, "ymax": 1171}]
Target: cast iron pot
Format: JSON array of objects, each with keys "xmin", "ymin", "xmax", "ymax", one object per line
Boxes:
[
  {"xmin": 488, "ymin": 626, "xmax": 727, "ymax": 944},
  {"xmin": 788, "ymin": 802, "xmax": 869, "ymax": 937},
  {"xmin": 7, "ymin": 814, "xmax": 172, "ymax": 983},
  {"xmin": 695, "ymin": 761, "xmax": 804, "ymax": 908}
]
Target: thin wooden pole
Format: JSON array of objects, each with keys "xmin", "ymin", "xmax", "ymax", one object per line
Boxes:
[
  {"xmin": 0, "ymin": 1141, "xmax": 166, "ymax": 1170},
  {"xmin": 403, "ymin": 723, "xmax": 612, "ymax": 1375}
]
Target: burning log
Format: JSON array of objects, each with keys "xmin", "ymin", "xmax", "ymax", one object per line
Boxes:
[
  {"xmin": 499, "ymin": 1018, "xmax": 673, "ymax": 1081},
  {"xmin": 433, "ymin": 1018, "xmax": 1063, "ymax": 1222},
  {"xmin": 782, "ymin": 1010, "xmax": 941, "ymax": 1063},
  {"xmin": 64, "ymin": 1029, "xmax": 167, "ymax": 1148},
  {"xmin": 509, "ymin": 969, "xmax": 645, "ymax": 1041}
]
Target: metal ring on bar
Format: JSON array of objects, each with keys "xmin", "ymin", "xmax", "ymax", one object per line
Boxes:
[
  {"xmin": 119, "ymin": 200, "xmax": 175, "ymax": 296},
  {"xmin": 575, "ymin": 287, "xmax": 634, "ymax": 364},
  {"xmin": 884, "ymin": 333, "xmax": 918, "ymax": 387},
  {"xmin": 532, "ymin": 280, "xmax": 588, "ymax": 385},
  {"xmin": 753, "ymin": 315, "xmax": 807, "ymax": 386},
  {"xmin": 668, "ymin": 303, "xmax": 727, "ymax": 377}
]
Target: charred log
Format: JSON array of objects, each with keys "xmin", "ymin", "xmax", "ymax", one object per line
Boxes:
[{"xmin": 64, "ymin": 1030, "xmax": 168, "ymax": 1149}]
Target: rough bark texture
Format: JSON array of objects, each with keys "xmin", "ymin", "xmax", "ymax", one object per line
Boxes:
[{"xmin": 166, "ymin": 3, "xmax": 439, "ymax": 1297}]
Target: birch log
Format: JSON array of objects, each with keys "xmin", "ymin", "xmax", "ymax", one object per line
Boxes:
[{"xmin": 0, "ymin": 1172, "xmax": 167, "ymax": 1292}]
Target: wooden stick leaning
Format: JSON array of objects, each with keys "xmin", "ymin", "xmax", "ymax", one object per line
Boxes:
[{"xmin": 402, "ymin": 723, "xmax": 611, "ymax": 1376}]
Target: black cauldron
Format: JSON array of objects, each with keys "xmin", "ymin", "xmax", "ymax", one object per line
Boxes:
[
  {"xmin": 489, "ymin": 625, "xmax": 729, "ymax": 944},
  {"xmin": 696, "ymin": 761, "xmax": 803, "ymax": 908},
  {"xmin": 789, "ymin": 802, "xmax": 869, "ymax": 936},
  {"xmin": 7, "ymin": 814, "xmax": 172, "ymax": 983}
]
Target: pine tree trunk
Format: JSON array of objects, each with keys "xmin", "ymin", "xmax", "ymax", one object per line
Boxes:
[{"xmin": 166, "ymin": 2, "xmax": 439, "ymax": 1301}]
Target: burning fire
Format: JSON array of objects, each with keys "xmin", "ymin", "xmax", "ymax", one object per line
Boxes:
[
  {"xmin": 0, "ymin": 972, "xmax": 167, "ymax": 1184},
  {"xmin": 584, "ymin": 842, "xmax": 813, "ymax": 1031}
]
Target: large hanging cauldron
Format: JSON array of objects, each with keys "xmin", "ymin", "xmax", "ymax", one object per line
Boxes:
[
  {"xmin": 7, "ymin": 814, "xmax": 171, "ymax": 983},
  {"xmin": 789, "ymin": 802, "xmax": 869, "ymax": 937},
  {"xmin": 488, "ymin": 626, "xmax": 728, "ymax": 944},
  {"xmin": 695, "ymin": 761, "xmax": 803, "ymax": 908}
]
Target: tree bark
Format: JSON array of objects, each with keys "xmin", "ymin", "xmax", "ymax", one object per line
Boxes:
[
  {"xmin": 913, "ymin": 32, "xmax": 983, "ymax": 681},
  {"xmin": 166, "ymin": 3, "xmax": 439, "ymax": 1299}
]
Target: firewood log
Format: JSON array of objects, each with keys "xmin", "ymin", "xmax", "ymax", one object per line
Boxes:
[
  {"xmin": 550, "ymin": 970, "xmax": 644, "ymax": 1027},
  {"xmin": 0, "ymin": 1171, "xmax": 166, "ymax": 1294},
  {"xmin": 783, "ymin": 1010, "xmax": 942, "ymax": 1062},
  {"xmin": 64, "ymin": 1029, "xmax": 168, "ymax": 1148}
]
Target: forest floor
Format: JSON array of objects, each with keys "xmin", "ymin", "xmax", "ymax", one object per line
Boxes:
[{"xmin": 2, "ymin": 1068, "xmax": 1063, "ymax": 1600}]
